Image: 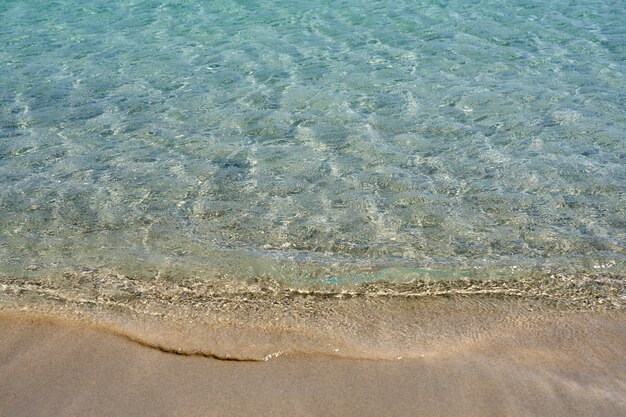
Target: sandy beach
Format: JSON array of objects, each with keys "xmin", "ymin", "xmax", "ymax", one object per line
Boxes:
[{"xmin": 1, "ymin": 307, "xmax": 625, "ymax": 417}]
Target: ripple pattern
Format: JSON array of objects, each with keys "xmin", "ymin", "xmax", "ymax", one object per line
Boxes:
[{"xmin": 0, "ymin": 0, "xmax": 624, "ymax": 282}]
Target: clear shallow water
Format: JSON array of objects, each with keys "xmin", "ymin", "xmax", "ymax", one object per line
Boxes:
[{"xmin": 1, "ymin": 0, "xmax": 625, "ymax": 284}]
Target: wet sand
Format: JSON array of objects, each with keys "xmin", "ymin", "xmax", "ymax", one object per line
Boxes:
[{"xmin": 1, "ymin": 310, "xmax": 625, "ymax": 417}]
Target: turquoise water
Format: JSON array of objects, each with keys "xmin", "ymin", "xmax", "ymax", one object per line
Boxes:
[{"xmin": 1, "ymin": 0, "xmax": 624, "ymax": 284}]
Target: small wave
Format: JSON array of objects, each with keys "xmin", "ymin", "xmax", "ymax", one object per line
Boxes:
[{"xmin": 1, "ymin": 270, "xmax": 624, "ymax": 361}]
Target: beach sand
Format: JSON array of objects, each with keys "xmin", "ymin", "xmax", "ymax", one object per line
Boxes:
[{"xmin": 1, "ymin": 309, "xmax": 625, "ymax": 417}]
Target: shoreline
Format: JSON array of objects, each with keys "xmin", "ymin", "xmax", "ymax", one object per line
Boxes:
[
  {"xmin": 1, "ymin": 269, "xmax": 624, "ymax": 360},
  {"xmin": 2, "ymin": 271, "xmax": 625, "ymax": 415},
  {"xmin": 1, "ymin": 270, "xmax": 625, "ymax": 358},
  {"xmin": 1, "ymin": 310, "xmax": 625, "ymax": 416}
]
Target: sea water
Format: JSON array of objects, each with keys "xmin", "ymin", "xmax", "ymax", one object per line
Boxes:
[{"xmin": 1, "ymin": 0, "xmax": 624, "ymax": 289}]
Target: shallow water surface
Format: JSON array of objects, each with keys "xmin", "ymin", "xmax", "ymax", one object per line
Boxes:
[{"xmin": 1, "ymin": 0, "xmax": 624, "ymax": 286}]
